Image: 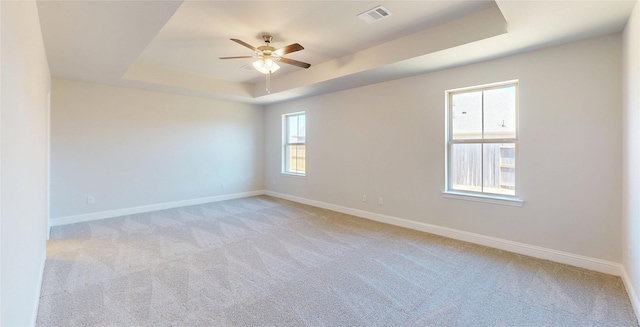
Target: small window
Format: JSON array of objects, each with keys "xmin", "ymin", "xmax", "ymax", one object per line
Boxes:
[
  {"xmin": 445, "ymin": 81, "xmax": 519, "ymax": 200},
  {"xmin": 283, "ymin": 112, "xmax": 306, "ymax": 175}
]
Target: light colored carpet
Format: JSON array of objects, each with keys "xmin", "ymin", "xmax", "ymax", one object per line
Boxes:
[{"xmin": 37, "ymin": 195, "xmax": 638, "ymax": 326}]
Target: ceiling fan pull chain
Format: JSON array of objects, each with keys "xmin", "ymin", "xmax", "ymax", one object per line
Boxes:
[{"xmin": 266, "ymin": 71, "xmax": 271, "ymax": 94}]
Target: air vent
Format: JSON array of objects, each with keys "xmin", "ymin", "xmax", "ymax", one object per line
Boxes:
[{"xmin": 357, "ymin": 6, "xmax": 392, "ymax": 24}]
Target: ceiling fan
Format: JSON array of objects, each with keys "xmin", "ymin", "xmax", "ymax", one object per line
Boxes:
[{"xmin": 219, "ymin": 35, "xmax": 311, "ymax": 93}]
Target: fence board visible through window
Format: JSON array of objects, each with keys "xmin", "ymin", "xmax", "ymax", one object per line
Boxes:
[{"xmin": 451, "ymin": 143, "xmax": 515, "ymax": 195}]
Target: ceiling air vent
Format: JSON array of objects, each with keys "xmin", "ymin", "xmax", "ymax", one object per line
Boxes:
[{"xmin": 357, "ymin": 5, "xmax": 392, "ymax": 24}]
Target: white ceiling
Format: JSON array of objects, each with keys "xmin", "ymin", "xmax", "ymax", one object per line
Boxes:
[{"xmin": 37, "ymin": 0, "xmax": 637, "ymax": 105}]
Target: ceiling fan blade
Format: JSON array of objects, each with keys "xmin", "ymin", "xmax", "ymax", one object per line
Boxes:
[
  {"xmin": 274, "ymin": 43, "xmax": 304, "ymax": 57},
  {"xmin": 219, "ymin": 56, "xmax": 254, "ymax": 59},
  {"xmin": 230, "ymin": 38, "xmax": 256, "ymax": 51},
  {"xmin": 279, "ymin": 57, "xmax": 311, "ymax": 69}
]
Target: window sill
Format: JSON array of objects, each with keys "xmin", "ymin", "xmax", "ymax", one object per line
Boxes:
[
  {"xmin": 281, "ymin": 172, "xmax": 306, "ymax": 178},
  {"xmin": 442, "ymin": 191, "xmax": 523, "ymax": 207}
]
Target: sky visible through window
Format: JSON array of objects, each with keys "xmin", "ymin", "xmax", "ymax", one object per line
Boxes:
[
  {"xmin": 452, "ymin": 86, "xmax": 516, "ymax": 140},
  {"xmin": 288, "ymin": 114, "xmax": 306, "ymax": 144}
]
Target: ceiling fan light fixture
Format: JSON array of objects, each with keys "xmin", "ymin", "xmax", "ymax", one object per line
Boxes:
[
  {"xmin": 252, "ymin": 58, "xmax": 280, "ymax": 74},
  {"xmin": 221, "ymin": 35, "xmax": 311, "ymax": 94}
]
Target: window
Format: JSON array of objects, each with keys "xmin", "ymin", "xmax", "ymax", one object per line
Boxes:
[
  {"xmin": 283, "ymin": 112, "xmax": 306, "ymax": 175},
  {"xmin": 445, "ymin": 81, "xmax": 519, "ymax": 201}
]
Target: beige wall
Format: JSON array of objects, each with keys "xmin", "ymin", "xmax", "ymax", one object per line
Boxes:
[
  {"xmin": 623, "ymin": 0, "xmax": 640, "ymax": 316},
  {"xmin": 50, "ymin": 79, "xmax": 264, "ymax": 220},
  {"xmin": 1, "ymin": 1, "xmax": 51, "ymax": 325},
  {"xmin": 265, "ymin": 34, "xmax": 622, "ymax": 263}
]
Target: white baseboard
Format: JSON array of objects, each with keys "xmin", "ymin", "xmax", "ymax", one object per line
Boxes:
[
  {"xmin": 265, "ymin": 191, "xmax": 622, "ymax": 276},
  {"xmin": 621, "ymin": 266, "xmax": 640, "ymax": 325},
  {"xmin": 50, "ymin": 190, "xmax": 266, "ymax": 227}
]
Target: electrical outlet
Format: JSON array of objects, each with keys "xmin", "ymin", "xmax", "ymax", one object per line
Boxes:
[
  {"xmin": 87, "ymin": 196, "xmax": 95, "ymax": 204},
  {"xmin": 362, "ymin": 195, "xmax": 367, "ymax": 202},
  {"xmin": 378, "ymin": 196, "xmax": 384, "ymax": 205}
]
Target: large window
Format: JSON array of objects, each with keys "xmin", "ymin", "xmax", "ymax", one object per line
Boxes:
[
  {"xmin": 283, "ymin": 112, "xmax": 306, "ymax": 175},
  {"xmin": 445, "ymin": 81, "xmax": 518, "ymax": 200}
]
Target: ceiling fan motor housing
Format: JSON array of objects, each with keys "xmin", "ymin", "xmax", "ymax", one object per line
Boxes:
[
  {"xmin": 220, "ymin": 35, "xmax": 311, "ymax": 69},
  {"xmin": 257, "ymin": 46, "xmax": 275, "ymax": 55},
  {"xmin": 258, "ymin": 35, "xmax": 276, "ymax": 56}
]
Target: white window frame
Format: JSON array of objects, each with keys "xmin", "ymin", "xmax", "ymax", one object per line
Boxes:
[
  {"xmin": 282, "ymin": 111, "xmax": 306, "ymax": 176},
  {"xmin": 443, "ymin": 80, "xmax": 523, "ymax": 206}
]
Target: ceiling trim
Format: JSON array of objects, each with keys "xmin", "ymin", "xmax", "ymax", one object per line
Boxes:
[{"xmin": 121, "ymin": 3, "xmax": 507, "ymax": 105}]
